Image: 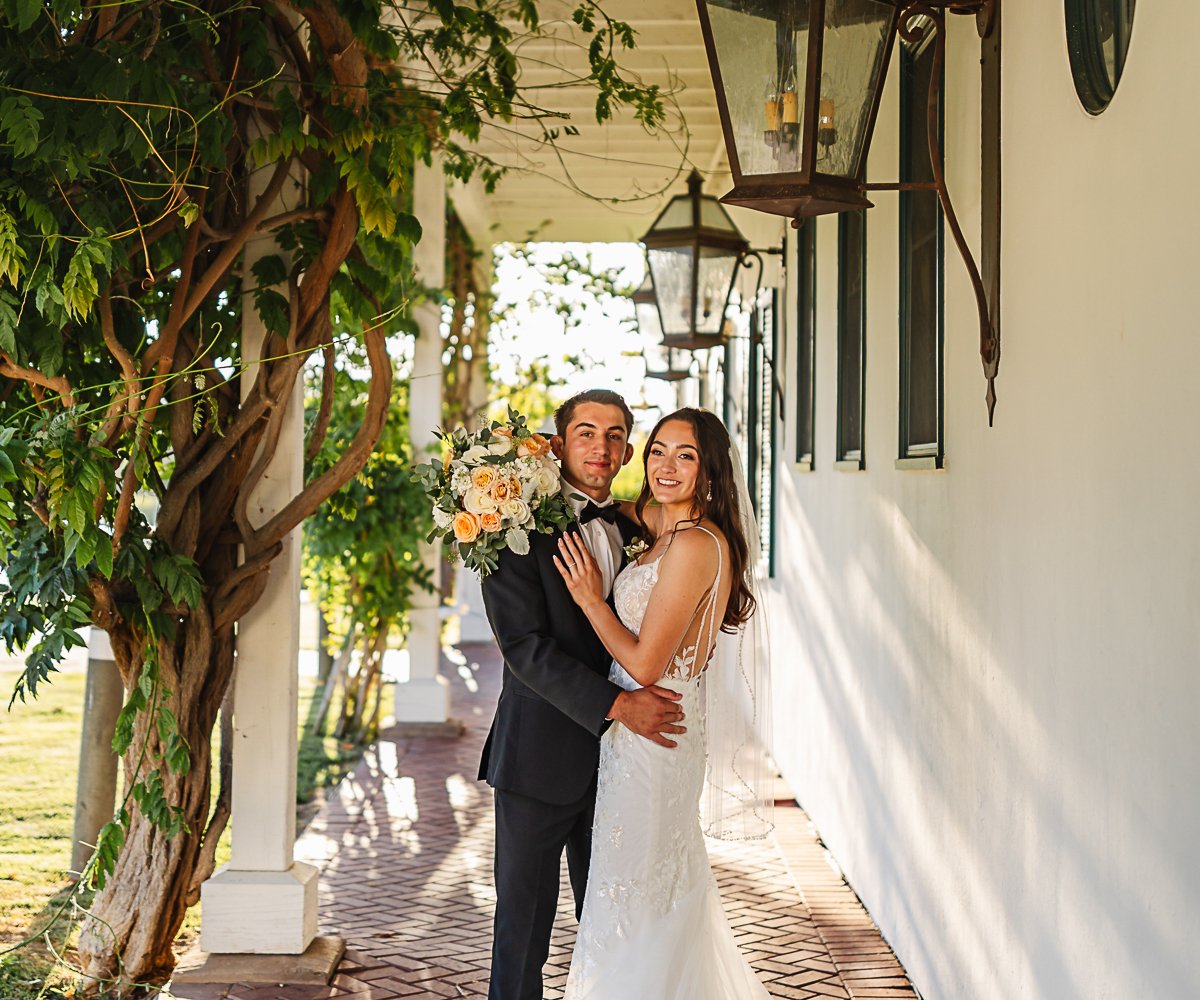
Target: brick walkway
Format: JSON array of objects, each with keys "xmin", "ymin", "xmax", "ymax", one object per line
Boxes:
[{"xmin": 172, "ymin": 643, "xmax": 916, "ymax": 1000}]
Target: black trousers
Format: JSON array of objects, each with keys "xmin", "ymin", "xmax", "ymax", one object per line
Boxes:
[{"xmin": 488, "ymin": 783, "xmax": 596, "ymax": 1000}]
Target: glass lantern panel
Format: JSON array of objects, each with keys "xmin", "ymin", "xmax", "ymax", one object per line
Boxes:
[
  {"xmin": 818, "ymin": 0, "xmax": 894, "ymax": 178},
  {"xmin": 653, "ymin": 195, "xmax": 695, "ymax": 232},
  {"xmin": 636, "ymin": 298, "xmax": 664, "ymax": 341},
  {"xmin": 704, "ymin": 0, "xmax": 812, "ymax": 177},
  {"xmin": 695, "ymin": 246, "xmax": 739, "ymax": 336},
  {"xmin": 647, "ymin": 245, "xmax": 696, "ymax": 337}
]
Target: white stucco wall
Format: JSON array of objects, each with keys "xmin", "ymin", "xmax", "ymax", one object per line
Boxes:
[{"xmin": 764, "ymin": 5, "xmax": 1200, "ymax": 999}]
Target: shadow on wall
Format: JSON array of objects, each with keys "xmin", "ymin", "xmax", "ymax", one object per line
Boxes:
[{"xmin": 771, "ymin": 488, "xmax": 1198, "ymax": 999}]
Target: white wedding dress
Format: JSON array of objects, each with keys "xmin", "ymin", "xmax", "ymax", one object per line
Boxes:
[{"xmin": 564, "ymin": 528, "xmax": 770, "ymax": 1000}]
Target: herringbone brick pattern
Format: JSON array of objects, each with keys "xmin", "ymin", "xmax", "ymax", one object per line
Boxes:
[{"xmin": 172, "ymin": 643, "xmax": 916, "ymax": 1000}]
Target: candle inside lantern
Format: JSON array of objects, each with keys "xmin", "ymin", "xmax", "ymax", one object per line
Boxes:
[
  {"xmin": 818, "ymin": 96, "xmax": 837, "ymax": 149},
  {"xmin": 782, "ymin": 86, "xmax": 798, "ymax": 126},
  {"xmin": 781, "ymin": 63, "xmax": 798, "ymax": 133},
  {"xmin": 765, "ymin": 92, "xmax": 781, "ymax": 132}
]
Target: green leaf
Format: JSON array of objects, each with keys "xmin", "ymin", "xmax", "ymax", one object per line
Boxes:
[
  {"xmin": 0, "ymin": 94, "xmax": 42, "ymax": 158},
  {"xmin": 94, "ymin": 533, "xmax": 114, "ymax": 579},
  {"xmin": 0, "ymin": 288, "xmax": 17, "ymax": 356},
  {"xmin": 0, "ymin": 207, "xmax": 25, "ymax": 287},
  {"xmin": 61, "ymin": 236, "xmax": 112, "ymax": 320},
  {"xmin": 74, "ymin": 531, "xmax": 97, "ymax": 570},
  {"xmin": 10, "ymin": 0, "xmax": 41, "ymax": 31}
]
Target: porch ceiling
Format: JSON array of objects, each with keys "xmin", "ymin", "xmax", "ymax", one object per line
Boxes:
[{"xmin": 450, "ymin": 0, "xmax": 727, "ymax": 246}]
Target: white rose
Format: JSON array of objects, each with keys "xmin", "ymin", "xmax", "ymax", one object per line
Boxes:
[
  {"xmin": 433, "ymin": 507, "xmax": 454, "ymax": 530},
  {"xmin": 489, "ymin": 438, "xmax": 514, "ymax": 456},
  {"xmin": 535, "ymin": 465, "xmax": 560, "ymax": 496},
  {"xmin": 500, "ymin": 498, "xmax": 530, "ymax": 525},
  {"xmin": 463, "ymin": 487, "xmax": 497, "ymax": 514},
  {"xmin": 460, "ymin": 445, "xmax": 490, "ymax": 465}
]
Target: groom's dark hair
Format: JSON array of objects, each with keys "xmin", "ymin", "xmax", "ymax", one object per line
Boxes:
[{"xmin": 553, "ymin": 389, "xmax": 634, "ymax": 438}]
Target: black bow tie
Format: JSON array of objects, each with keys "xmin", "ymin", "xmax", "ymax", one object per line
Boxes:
[{"xmin": 578, "ymin": 501, "xmax": 619, "ymax": 525}]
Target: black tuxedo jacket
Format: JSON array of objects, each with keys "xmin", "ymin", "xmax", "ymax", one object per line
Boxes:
[{"xmin": 479, "ymin": 515, "xmax": 639, "ymax": 805}]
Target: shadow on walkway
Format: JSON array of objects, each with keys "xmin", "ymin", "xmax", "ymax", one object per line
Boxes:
[{"xmin": 173, "ymin": 643, "xmax": 916, "ymax": 1000}]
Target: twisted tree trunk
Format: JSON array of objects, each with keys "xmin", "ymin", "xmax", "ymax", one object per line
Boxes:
[{"xmin": 77, "ymin": 604, "xmax": 235, "ymax": 988}]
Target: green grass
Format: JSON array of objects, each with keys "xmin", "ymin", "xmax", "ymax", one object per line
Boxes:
[
  {"xmin": 0, "ymin": 663, "xmax": 383, "ymax": 996},
  {"xmin": 0, "ymin": 669, "xmax": 86, "ymax": 939}
]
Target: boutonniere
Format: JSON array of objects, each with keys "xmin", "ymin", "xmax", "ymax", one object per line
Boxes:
[{"xmin": 623, "ymin": 536, "xmax": 649, "ymax": 561}]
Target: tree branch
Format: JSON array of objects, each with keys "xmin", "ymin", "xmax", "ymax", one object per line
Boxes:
[
  {"xmin": 154, "ymin": 393, "xmax": 273, "ymax": 540},
  {"xmin": 96, "ymin": 291, "xmax": 141, "ymax": 448},
  {"xmin": 244, "ymin": 316, "xmax": 392, "ymax": 557},
  {"xmin": 305, "ymin": 340, "xmax": 336, "ymax": 461},
  {"xmin": 0, "ymin": 353, "xmax": 76, "ymax": 407},
  {"xmin": 211, "ymin": 541, "xmax": 282, "ymax": 631},
  {"xmin": 233, "ymin": 351, "xmax": 304, "ymax": 544},
  {"xmin": 180, "ymin": 160, "xmax": 292, "ymax": 324}
]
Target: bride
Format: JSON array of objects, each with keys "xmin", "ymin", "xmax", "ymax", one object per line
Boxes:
[{"xmin": 553, "ymin": 407, "xmax": 771, "ymax": 1000}]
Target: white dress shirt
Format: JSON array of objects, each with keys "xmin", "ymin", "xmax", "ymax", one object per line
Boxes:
[{"xmin": 564, "ymin": 485, "xmax": 622, "ymax": 597}]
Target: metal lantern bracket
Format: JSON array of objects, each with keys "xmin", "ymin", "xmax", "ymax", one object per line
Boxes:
[
  {"xmin": 697, "ymin": 0, "xmax": 1000, "ymax": 422},
  {"xmin": 730, "ymin": 247, "xmax": 787, "ymax": 419},
  {"xmin": 857, "ymin": 0, "xmax": 1001, "ymax": 422}
]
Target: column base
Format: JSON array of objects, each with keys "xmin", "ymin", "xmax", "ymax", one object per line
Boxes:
[
  {"xmin": 173, "ymin": 935, "xmax": 345, "ymax": 987},
  {"xmin": 393, "ymin": 674, "xmax": 451, "ymax": 724},
  {"xmin": 200, "ymin": 862, "xmax": 318, "ymax": 955}
]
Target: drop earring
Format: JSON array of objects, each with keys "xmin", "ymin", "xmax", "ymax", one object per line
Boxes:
[{"xmin": 705, "ymin": 484, "xmax": 712, "ymax": 502}]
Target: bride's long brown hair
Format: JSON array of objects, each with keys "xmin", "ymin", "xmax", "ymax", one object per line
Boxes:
[{"xmin": 634, "ymin": 408, "xmax": 755, "ymax": 631}]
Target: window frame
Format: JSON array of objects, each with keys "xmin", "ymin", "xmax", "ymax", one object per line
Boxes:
[
  {"xmin": 835, "ymin": 210, "xmax": 866, "ymax": 471},
  {"xmin": 898, "ymin": 30, "xmax": 945, "ymax": 470},
  {"xmin": 794, "ymin": 220, "xmax": 817, "ymax": 471}
]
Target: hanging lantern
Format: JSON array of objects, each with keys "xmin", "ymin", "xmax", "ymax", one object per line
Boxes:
[
  {"xmin": 696, "ymin": 0, "xmax": 1004, "ymax": 421},
  {"xmin": 641, "ymin": 170, "xmax": 749, "ymax": 350},
  {"xmin": 696, "ymin": 0, "xmax": 902, "ymax": 218},
  {"xmin": 632, "ymin": 273, "xmax": 693, "ymax": 381}
]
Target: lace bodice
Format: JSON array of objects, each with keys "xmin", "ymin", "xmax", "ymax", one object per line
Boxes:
[
  {"xmin": 611, "ymin": 526, "xmax": 724, "ymax": 685},
  {"xmin": 612, "ymin": 558, "xmax": 659, "ymax": 638}
]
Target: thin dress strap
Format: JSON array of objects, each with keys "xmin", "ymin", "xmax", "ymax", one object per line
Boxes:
[{"xmin": 663, "ymin": 526, "xmax": 724, "ymax": 681}]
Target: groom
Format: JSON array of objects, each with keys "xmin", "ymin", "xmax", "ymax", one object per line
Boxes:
[{"xmin": 479, "ymin": 389, "xmax": 686, "ymax": 1000}]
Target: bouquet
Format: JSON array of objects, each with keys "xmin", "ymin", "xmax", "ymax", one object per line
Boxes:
[{"xmin": 416, "ymin": 408, "xmax": 575, "ymax": 576}]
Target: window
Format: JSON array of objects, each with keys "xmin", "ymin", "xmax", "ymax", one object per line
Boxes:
[
  {"xmin": 899, "ymin": 29, "xmax": 944, "ymax": 467},
  {"xmin": 1066, "ymin": 0, "xmax": 1136, "ymax": 115},
  {"xmin": 751, "ymin": 290, "xmax": 778, "ymax": 575},
  {"xmin": 795, "ymin": 220, "xmax": 816, "ymax": 469},
  {"xmin": 724, "ymin": 291, "xmax": 778, "ymax": 574},
  {"xmin": 836, "ymin": 210, "xmax": 866, "ymax": 469}
]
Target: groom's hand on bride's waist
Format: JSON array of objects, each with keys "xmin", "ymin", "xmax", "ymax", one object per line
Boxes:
[{"xmin": 607, "ymin": 687, "xmax": 686, "ymax": 749}]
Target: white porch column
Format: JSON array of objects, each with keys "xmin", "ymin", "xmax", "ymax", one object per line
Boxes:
[
  {"xmin": 70, "ymin": 628, "xmax": 122, "ymax": 875},
  {"xmin": 454, "ymin": 251, "xmax": 493, "ymax": 644},
  {"xmin": 394, "ymin": 156, "xmax": 452, "ymax": 724},
  {"xmin": 199, "ymin": 159, "xmax": 318, "ymax": 956}
]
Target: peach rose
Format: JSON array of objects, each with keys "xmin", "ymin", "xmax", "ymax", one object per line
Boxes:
[
  {"xmin": 471, "ymin": 466, "xmax": 498, "ymax": 490},
  {"xmin": 479, "ymin": 510, "xmax": 503, "ymax": 533},
  {"xmin": 517, "ymin": 433, "xmax": 551, "ymax": 459},
  {"xmin": 453, "ymin": 511, "xmax": 481, "ymax": 544}
]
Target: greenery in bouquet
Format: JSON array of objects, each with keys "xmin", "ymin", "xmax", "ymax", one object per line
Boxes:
[{"xmin": 417, "ymin": 409, "xmax": 574, "ymax": 575}]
